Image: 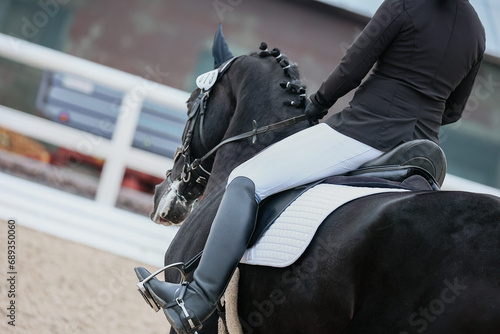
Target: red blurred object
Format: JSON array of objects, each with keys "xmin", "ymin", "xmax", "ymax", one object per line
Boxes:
[
  {"xmin": 59, "ymin": 112, "xmax": 69, "ymax": 123},
  {"xmin": 50, "ymin": 147, "xmax": 163, "ymax": 193}
]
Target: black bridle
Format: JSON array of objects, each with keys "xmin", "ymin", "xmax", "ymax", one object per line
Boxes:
[
  {"xmin": 167, "ymin": 57, "xmax": 238, "ymax": 198},
  {"xmin": 167, "ymin": 56, "xmax": 308, "ymax": 202}
]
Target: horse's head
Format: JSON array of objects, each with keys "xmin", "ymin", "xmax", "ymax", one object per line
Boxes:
[
  {"xmin": 150, "ymin": 25, "xmax": 235, "ymax": 225},
  {"xmin": 151, "ymin": 25, "xmax": 308, "ymax": 226}
]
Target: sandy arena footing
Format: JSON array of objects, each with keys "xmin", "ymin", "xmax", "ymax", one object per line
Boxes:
[{"xmin": 0, "ymin": 222, "xmax": 171, "ymax": 334}]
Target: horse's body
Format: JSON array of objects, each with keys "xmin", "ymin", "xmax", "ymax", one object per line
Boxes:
[
  {"xmin": 151, "ymin": 46, "xmax": 500, "ymax": 333},
  {"xmin": 238, "ymin": 191, "xmax": 500, "ymax": 333}
]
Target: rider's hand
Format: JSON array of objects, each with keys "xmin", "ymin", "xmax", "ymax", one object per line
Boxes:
[{"xmin": 304, "ymin": 98, "xmax": 328, "ymax": 126}]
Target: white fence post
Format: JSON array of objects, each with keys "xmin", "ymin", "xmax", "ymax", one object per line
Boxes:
[{"xmin": 95, "ymin": 91, "xmax": 144, "ymax": 206}]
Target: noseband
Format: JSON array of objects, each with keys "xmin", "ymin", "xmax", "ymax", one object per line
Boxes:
[{"xmin": 167, "ymin": 56, "xmax": 308, "ymax": 202}]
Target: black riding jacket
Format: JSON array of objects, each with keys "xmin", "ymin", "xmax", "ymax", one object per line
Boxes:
[{"xmin": 311, "ymin": 0, "xmax": 486, "ymax": 151}]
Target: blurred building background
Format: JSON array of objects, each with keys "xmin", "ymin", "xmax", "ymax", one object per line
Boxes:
[{"xmin": 0, "ymin": 0, "xmax": 499, "ymax": 218}]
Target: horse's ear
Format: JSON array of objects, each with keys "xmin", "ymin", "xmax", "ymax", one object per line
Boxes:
[{"xmin": 212, "ymin": 24, "xmax": 234, "ymax": 69}]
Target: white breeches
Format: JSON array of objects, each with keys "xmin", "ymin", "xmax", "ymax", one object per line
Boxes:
[{"xmin": 227, "ymin": 123, "xmax": 384, "ymax": 202}]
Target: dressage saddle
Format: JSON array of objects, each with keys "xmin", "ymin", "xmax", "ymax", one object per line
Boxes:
[{"xmin": 248, "ymin": 139, "xmax": 446, "ymax": 247}]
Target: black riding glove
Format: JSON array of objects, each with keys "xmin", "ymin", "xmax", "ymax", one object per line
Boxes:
[{"xmin": 304, "ymin": 98, "xmax": 328, "ymax": 126}]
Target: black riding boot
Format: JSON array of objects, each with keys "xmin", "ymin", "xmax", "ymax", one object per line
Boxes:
[{"xmin": 135, "ymin": 176, "xmax": 258, "ymax": 334}]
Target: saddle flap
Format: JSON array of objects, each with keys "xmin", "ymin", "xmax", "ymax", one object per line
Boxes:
[
  {"xmin": 345, "ymin": 166, "xmax": 441, "ymax": 190},
  {"xmin": 249, "ymin": 183, "xmax": 314, "ymax": 248}
]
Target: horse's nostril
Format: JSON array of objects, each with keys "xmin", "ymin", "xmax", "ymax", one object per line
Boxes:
[{"xmin": 160, "ymin": 212, "xmax": 168, "ymax": 219}]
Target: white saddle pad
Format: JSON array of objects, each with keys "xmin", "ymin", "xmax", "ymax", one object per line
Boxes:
[{"xmin": 240, "ymin": 184, "xmax": 406, "ymax": 268}]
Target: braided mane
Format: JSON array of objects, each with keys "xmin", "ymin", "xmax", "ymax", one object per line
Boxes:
[{"xmin": 251, "ymin": 42, "xmax": 306, "ymax": 109}]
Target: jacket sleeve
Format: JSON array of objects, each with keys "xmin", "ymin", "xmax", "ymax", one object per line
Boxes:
[
  {"xmin": 441, "ymin": 59, "xmax": 483, "ymax": 125},
  {"xmin": 311, "ymin": 0, "xmax": 406, "ymax": 108}
]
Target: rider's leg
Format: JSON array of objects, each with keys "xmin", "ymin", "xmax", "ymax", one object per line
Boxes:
[
  {"xmin": 229, "ymin": 123, "xmax": 384, "ymax": 201},
  {"xmin": 135, "ymin": 176, "xmax": 258, "ymax": 334}
]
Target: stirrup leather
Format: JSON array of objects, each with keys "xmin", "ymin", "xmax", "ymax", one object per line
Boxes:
[{"xmin": 136, "ymin": 262, "xmax": 187, "ymax": 312}]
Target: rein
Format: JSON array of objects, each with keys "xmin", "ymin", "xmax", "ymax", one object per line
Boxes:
[{"xmin": 188, "ymin": 114, "xmax": 307, "ymax": 171}]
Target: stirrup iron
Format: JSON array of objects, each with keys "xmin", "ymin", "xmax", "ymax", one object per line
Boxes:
[{"xmin": 136, "ymin": 262, "xmax": 187, "ymax": 312}]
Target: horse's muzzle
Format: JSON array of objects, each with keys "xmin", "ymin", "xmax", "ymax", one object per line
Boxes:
[
  {"xmin": 160, "ymin": 200, "xmax": 191, "ymax": 225},
  {"xmin": 151, "ymin": 185, "xmax": 193, "ymax": 226}
]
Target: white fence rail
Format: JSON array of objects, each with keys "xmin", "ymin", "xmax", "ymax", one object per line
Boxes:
[{"xmin": 0, "ymin": 33, "xmax": 189, "ymax": 206}]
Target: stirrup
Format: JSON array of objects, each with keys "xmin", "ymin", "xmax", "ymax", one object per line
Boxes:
[{"xmin": 136, "ymin": 262, "xmax": 187, "ymax": 312}]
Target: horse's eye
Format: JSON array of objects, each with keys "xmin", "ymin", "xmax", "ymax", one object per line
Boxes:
[{"xmin": 186, "ymin": 101, "xmax": 194, "ymax": 113}]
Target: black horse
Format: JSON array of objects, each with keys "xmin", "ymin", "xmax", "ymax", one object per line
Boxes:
[{"xmin": 144, "ymin": 32, "xmax": 500, "ymax": 334}]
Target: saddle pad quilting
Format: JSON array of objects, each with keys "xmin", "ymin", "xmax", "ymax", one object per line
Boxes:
[{"xmin": 240, "ymin": 184, "xmax": 406, "ymax": 267}]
